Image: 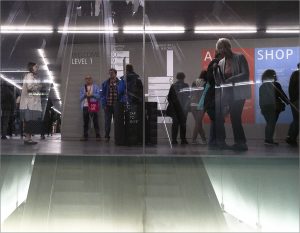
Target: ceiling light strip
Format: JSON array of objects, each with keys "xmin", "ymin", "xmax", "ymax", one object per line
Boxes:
[
  {"xmin": 58, "ymin": 30, "xmax": 118, "ymax": 34},
  {"xmin": 38, "ymin": 49, "xmax": 61, "ymax": 103},
  {"xmin": 266, "ymin": 29, "xmax": 300, "ymax": 34},
  {"xmin": 0, "ymin": 74, "xmax": 22, "ymax": 90},
  {"xmin": 194, "ymin": 30, "xmax": 257, "ymax": 34}
]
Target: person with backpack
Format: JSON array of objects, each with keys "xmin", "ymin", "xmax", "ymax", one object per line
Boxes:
[
  {"xmin": 116, "ymin": 64, "xmax": 143, "ymax": 145},
  {"xmin": 259, "ymin": 69, "xmax": 289, "ymax": 146}
]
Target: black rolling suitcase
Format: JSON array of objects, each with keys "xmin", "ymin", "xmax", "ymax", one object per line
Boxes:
[
  {"xmin": 114, "ymin": 102, "xmax": 127, "ymax": 146},
  {"xmin": 125, "ymin": 103, "xmax": 143, "ymax": 146}
]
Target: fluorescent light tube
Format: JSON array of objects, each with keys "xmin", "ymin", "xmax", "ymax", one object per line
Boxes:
[
  {"xmin": 0, "ymin": 74, "xmax": 22, "ymax": 90},
  {"xmin": 266, "ymin": 29, "xmax": 300, "ymax": 34},
  {"xmin": 123, "ymin": 26, "xmax": 185, "ymax": 34},
  {"xmin": 1, "ymin": 25, "xmax": 53, "ymax": 33},
  {"xmin": 194, "ymin": 26, "xmax": 257, "ymax": 34}
]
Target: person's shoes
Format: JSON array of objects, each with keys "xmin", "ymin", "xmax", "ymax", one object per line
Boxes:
[
  {"xmin": 232, "ymin": 143, "xmax": 248, "ymax": 151},
  {"xmin": 264, "ymin": 140, "xmax": 279, "ymax": 146},
  {"xmin": 24, "ymin": 140, "xmax": 38, "ymax": 145},
  {"xmin": 285, "ymin": 137, "xmax": 298, "ymax": 147},
  {"xmin": 181, "ymin": 140, "xmax": 189, "ymax": 145},
  {"xmin": 172, "ymin": 140, "xmax": 178, "ymax": 145},
  {"xmin": 191, "ymin": 140, "xmax": 199, "ymax": 145},
  {"xmin": 1, "ymin": 136, "xmax": 7, "ymax": 140},
  {"xmin": 41, "ymin": 135, "xmax": 46, "ymax": 140},
  {"xmin": 96, "ymin": 135, "xmax": 101, "ymax": 141},
  {"xmin": 80, "ymin": 137, "xmax": 88, "ymax": 141}
]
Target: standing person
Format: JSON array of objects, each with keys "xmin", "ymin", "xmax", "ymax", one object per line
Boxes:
[
  {"xmin": 1, "ymin": 81, "xmax": 15, "ymax": 139},
  {"xmin": 216, "ymin": 38, "xmax": 251, "ymax": 151},
  {"xmin": 190, "ymin": 71, "xmax": 207, "ymax": 145},
  {"xmin": 166, "ymin": 72, "xmax": 190, "ymax": 145},
  {"xmin": 80, "ymin": 75, "xmax": 101, "ymax": 141},
  {"xmin": 117, "ymin": 64, "xmax": 143, "ymax": 146},
  {"xmin": 101, "ymin": 68, "xmax": 119, "ymax": 142},
  {"xmin": 19, "ymin": 62, "xmax": 42, "ymax": 145},
  {"xmin": 286, "ymin": 63, "xmax": 299, "ymax": 146},
  {"xmin": 259, "ymin": 69, "xmax": 289, "ymax": 145},
  {"xmin": 204, "ymin": 51, "xmax": 224, "ymax": 148}
]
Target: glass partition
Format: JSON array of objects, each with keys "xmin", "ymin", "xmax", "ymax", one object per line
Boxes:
[{"xmin": 1, "ymin": 0, "xmax": 299, "ymax": 232}]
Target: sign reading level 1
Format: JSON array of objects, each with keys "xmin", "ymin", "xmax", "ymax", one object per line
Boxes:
[{"xmin": 71, "ymin": 57, "xmax": 93, "ymax": 65}]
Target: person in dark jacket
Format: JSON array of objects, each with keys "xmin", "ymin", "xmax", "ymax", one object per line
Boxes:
[
  {"xmin": 204, "ymin": 52, "xmax": 223, "ymax": 148},
  {"xmin": 118, "ymin": 64, "xmax": 143, "ymax": 105},
  {"xmin": 117, "ymin": 64, "xmax": 143, "ymax": 146},
  {"xmin": 286, "ymin": 63, "xmax": 299, "ymax": 146},
  {"xmin": 101, "ymin": 68, "xmax": 120, "ymax": 142},
  {"xmin": 216, "ymin": 38, "xmax": 251, "ymax": 151},
  {"xmin": 1, "ymin": 81, "xmax": 15, "ymax": 139},
  {"xmin": 259, "ymin": 69, "xmax": 289, "ymax": 145},
  {"xmin": 167, "ymin": 72, "xmax": 190, "ymax": 145}
]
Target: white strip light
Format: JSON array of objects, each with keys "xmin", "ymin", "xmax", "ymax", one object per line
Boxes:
[
  {"xmin": 0, "ymin": 74, "xmax": 22, "ymax": 90},
  {"xmin": 38, "ymin": 49, "xmax": 61, "ymax": 104},
  {"xmin": 58, "ymin": 26, "xmax": 118, "ymax": 34},
  {"xmin": 0, "ymin": 70, "xmax": 28, "ymax": 73},
  {"xmin": 266, "ymin": 28, "xmax": 300, "ymax": 34},
  {"xmin": 194, "ymin": 26, "xmax": 257, "ymax": 34},
  {"xmin": 123, "ymin": 26, "xmax": 185, "ymax": 34},
  {"xmin": 1, "ymin": 25, "xmax": 53, "ymax": 34}
]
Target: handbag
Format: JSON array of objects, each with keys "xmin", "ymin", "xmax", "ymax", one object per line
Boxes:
[
  {"xmin": 85, "ymin": 84, "xmax": 100, "ymax": 112},
  {"xmin": 88, "ymin": 99, "xmax": 99, "ymax": 112}
]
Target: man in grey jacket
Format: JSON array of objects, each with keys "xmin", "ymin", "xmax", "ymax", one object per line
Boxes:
[{"xmin": 215, "ymin": 38, "xmax": 251, "ymax": 151}]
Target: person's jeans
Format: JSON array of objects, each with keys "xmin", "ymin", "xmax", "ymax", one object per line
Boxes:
[
  {"xmin": 104, "ymin": 105, "xmax": 114, "ymax": 138},
  {"xmin": 262, "ymin": 108, "xmax": 280, "ymax": 142},
  {"xmin": 287, "ymin": 100, "xmax": 299, "ymax": 141},
  {"xmin": 83, "ymin": 107, "xmax": 100, "ymax": 138}
]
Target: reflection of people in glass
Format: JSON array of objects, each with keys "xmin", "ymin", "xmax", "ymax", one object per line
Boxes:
[
  {"xmin": 19, "ymin": 62, "xmax": 42, "ymax": 145},
  {"xmin": 101, "ymin": 68, "xmax": 119, "ymax": 142},
  {"xmin": 191, "ymin": 71, "xmax": 207, "ymax": 145},
  {"xmin": 79, "ymin": 75, "xmax": 101, "ymax": 141},
  {"xmin": 216, "ymin": 38, "xmax": 251, "ymax": 151},
  {"xmin": 259, "ymin": 69, "xmax": 289, "ymax": 146},
  {"xmin": 286, "ymin": 63, "xmax": 299, "ymax": 147},
  {"xmin": 167, "ymin": 72, "xmax": 190, "ymax": 145}
]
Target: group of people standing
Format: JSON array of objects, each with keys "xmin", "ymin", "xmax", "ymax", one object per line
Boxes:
[
  {"xmin": 80, "ymin": 64, "xmax": 143, "ymax": 142},
  {"xmin": 167, "ymin": 38, "xmax": 299, "ymax": 150}
]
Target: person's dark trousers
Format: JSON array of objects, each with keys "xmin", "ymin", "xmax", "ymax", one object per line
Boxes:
[
  {"xmin": 104, "ymin": 105, "xmax": 114, "ymax": 138},
  {"xmin": 206, "ymin": 108, "xmax": 216, "ymax": 145},
  {"xmin": 214, "ymin": 90, "xmax": 226, "ymax": 145},
  {"xmin": 261, "ymin": 108, "xmax": 279, "ymax": 142},
  {"xmin": 1, "ymin": 111, "xmax": 12, "ymax": 137},
  {"xmin": 171, "ymin": 113, "xmax": 187, "ymax": 142},
  {"xmin": 287, "ymin": 100, "xmax": 299, "ymax": 141},
  {"xmin": 228, "ymin": 99, "xmax": 247, "ymax": 144},
  {"xmin": 83, "ymin": 107, "xmax": 100, "ymax": 138}
]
